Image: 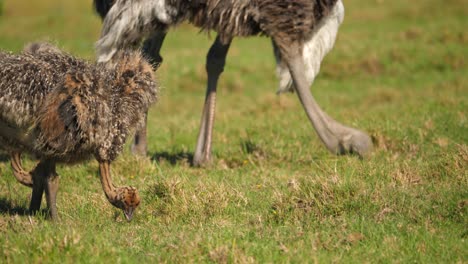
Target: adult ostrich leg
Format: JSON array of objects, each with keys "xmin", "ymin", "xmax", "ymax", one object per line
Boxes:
[
  {"xmin": 193, "ymin": 36, "xmax": 231, "ymax": 166},
  {"xmin": 93, "ymin": 0, "xmax": 373, "ymax": 165},
  {"xmin": 193, "ymin": 37, "xmax": 372, "ymax": 166},
  {"xmin": 277, "ymin": 40, "xmax": 373, "ymax": 157},
  {"xmin": 137, "ymin": 33, "xmax": 231, "ymax": 166}
]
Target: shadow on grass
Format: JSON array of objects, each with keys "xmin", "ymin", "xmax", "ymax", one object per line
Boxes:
[
  {"xmin": 0, "ymin": 197, "xmax": 50, "ymax": 217},
  {"xmin": 150, "ymin": 151, "xmax": 194, "ymax": 166},
  {"xmin": 0, "ymin": 197, "xmax": 28, "ymax": 216}
]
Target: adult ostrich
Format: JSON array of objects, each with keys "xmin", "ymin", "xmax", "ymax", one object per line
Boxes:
[{"xmin": 94, "ymin": 0, "xmax": 373, "ymax": 166}]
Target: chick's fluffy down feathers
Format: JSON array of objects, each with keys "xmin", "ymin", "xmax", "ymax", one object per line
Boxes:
[{"xmin": 0, "ymin": 43, "xmax": 158, "ymax": 163}]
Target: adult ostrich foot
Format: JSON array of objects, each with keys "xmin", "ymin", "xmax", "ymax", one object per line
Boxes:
[
  {"xmin": 328, "ymin": 121, "xmax": 373, "ymax": 157},
  {"xmin": 192, "ymin": 152, "xmax": 212, "ymax": 168}
]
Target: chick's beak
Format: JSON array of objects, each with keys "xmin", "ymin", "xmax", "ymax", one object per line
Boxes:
[{"xmin": 124, "ymin": 207, "xmax": 135, "ymax": 221}]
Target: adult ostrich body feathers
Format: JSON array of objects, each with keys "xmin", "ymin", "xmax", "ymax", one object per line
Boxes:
[
  {"xmin": 0, "ymin": 42, "xmax": 158, "ymax": 220},
  {"xmin": 96, "ymin": 0, "xmax": 337, "ymax": 65}
]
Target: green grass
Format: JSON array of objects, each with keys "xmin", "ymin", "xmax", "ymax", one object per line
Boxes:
[{"xmin": 0, "ymin": 0, "xmax": 467, "ymax": 262}]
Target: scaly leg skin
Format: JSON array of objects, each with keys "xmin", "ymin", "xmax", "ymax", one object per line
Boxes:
[
  {"xmin": 10, "ymin": 152, "xmax": 33, "ymax": 187},
  {"xmin": 131, "ymin": 31, "xmax": 167, "ymax": 156},
  {"xmin": 281, "ymin": 42, "xmax": 373, "ymax": 157},
  {"xmin": 193, "ymin": 36, "xmax": 232, "ymax": 167}
]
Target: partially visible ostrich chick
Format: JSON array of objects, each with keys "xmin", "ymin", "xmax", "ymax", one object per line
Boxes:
[{"xmin": 0, "ymin": 42, "xmax": 158, "ymax": 220}]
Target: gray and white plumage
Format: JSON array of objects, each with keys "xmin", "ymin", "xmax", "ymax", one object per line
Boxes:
[{"xmin": 96, "ymin": 0, "xmax": 338, "ymax": 70}]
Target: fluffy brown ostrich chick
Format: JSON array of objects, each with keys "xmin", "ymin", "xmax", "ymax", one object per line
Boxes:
[{"xmin": 0, "ymin": 42, "xmax": 158, "ymax": 221}]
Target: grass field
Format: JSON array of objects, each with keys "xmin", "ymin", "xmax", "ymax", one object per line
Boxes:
[{"xmin": 0, "ymin": 0, "xmax": 467, "ymax": 262}]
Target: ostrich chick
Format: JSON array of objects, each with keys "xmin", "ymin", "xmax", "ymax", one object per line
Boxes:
[{"xmin": 0, "ymin": 42, "xmax": 158, "ymax": 221}]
